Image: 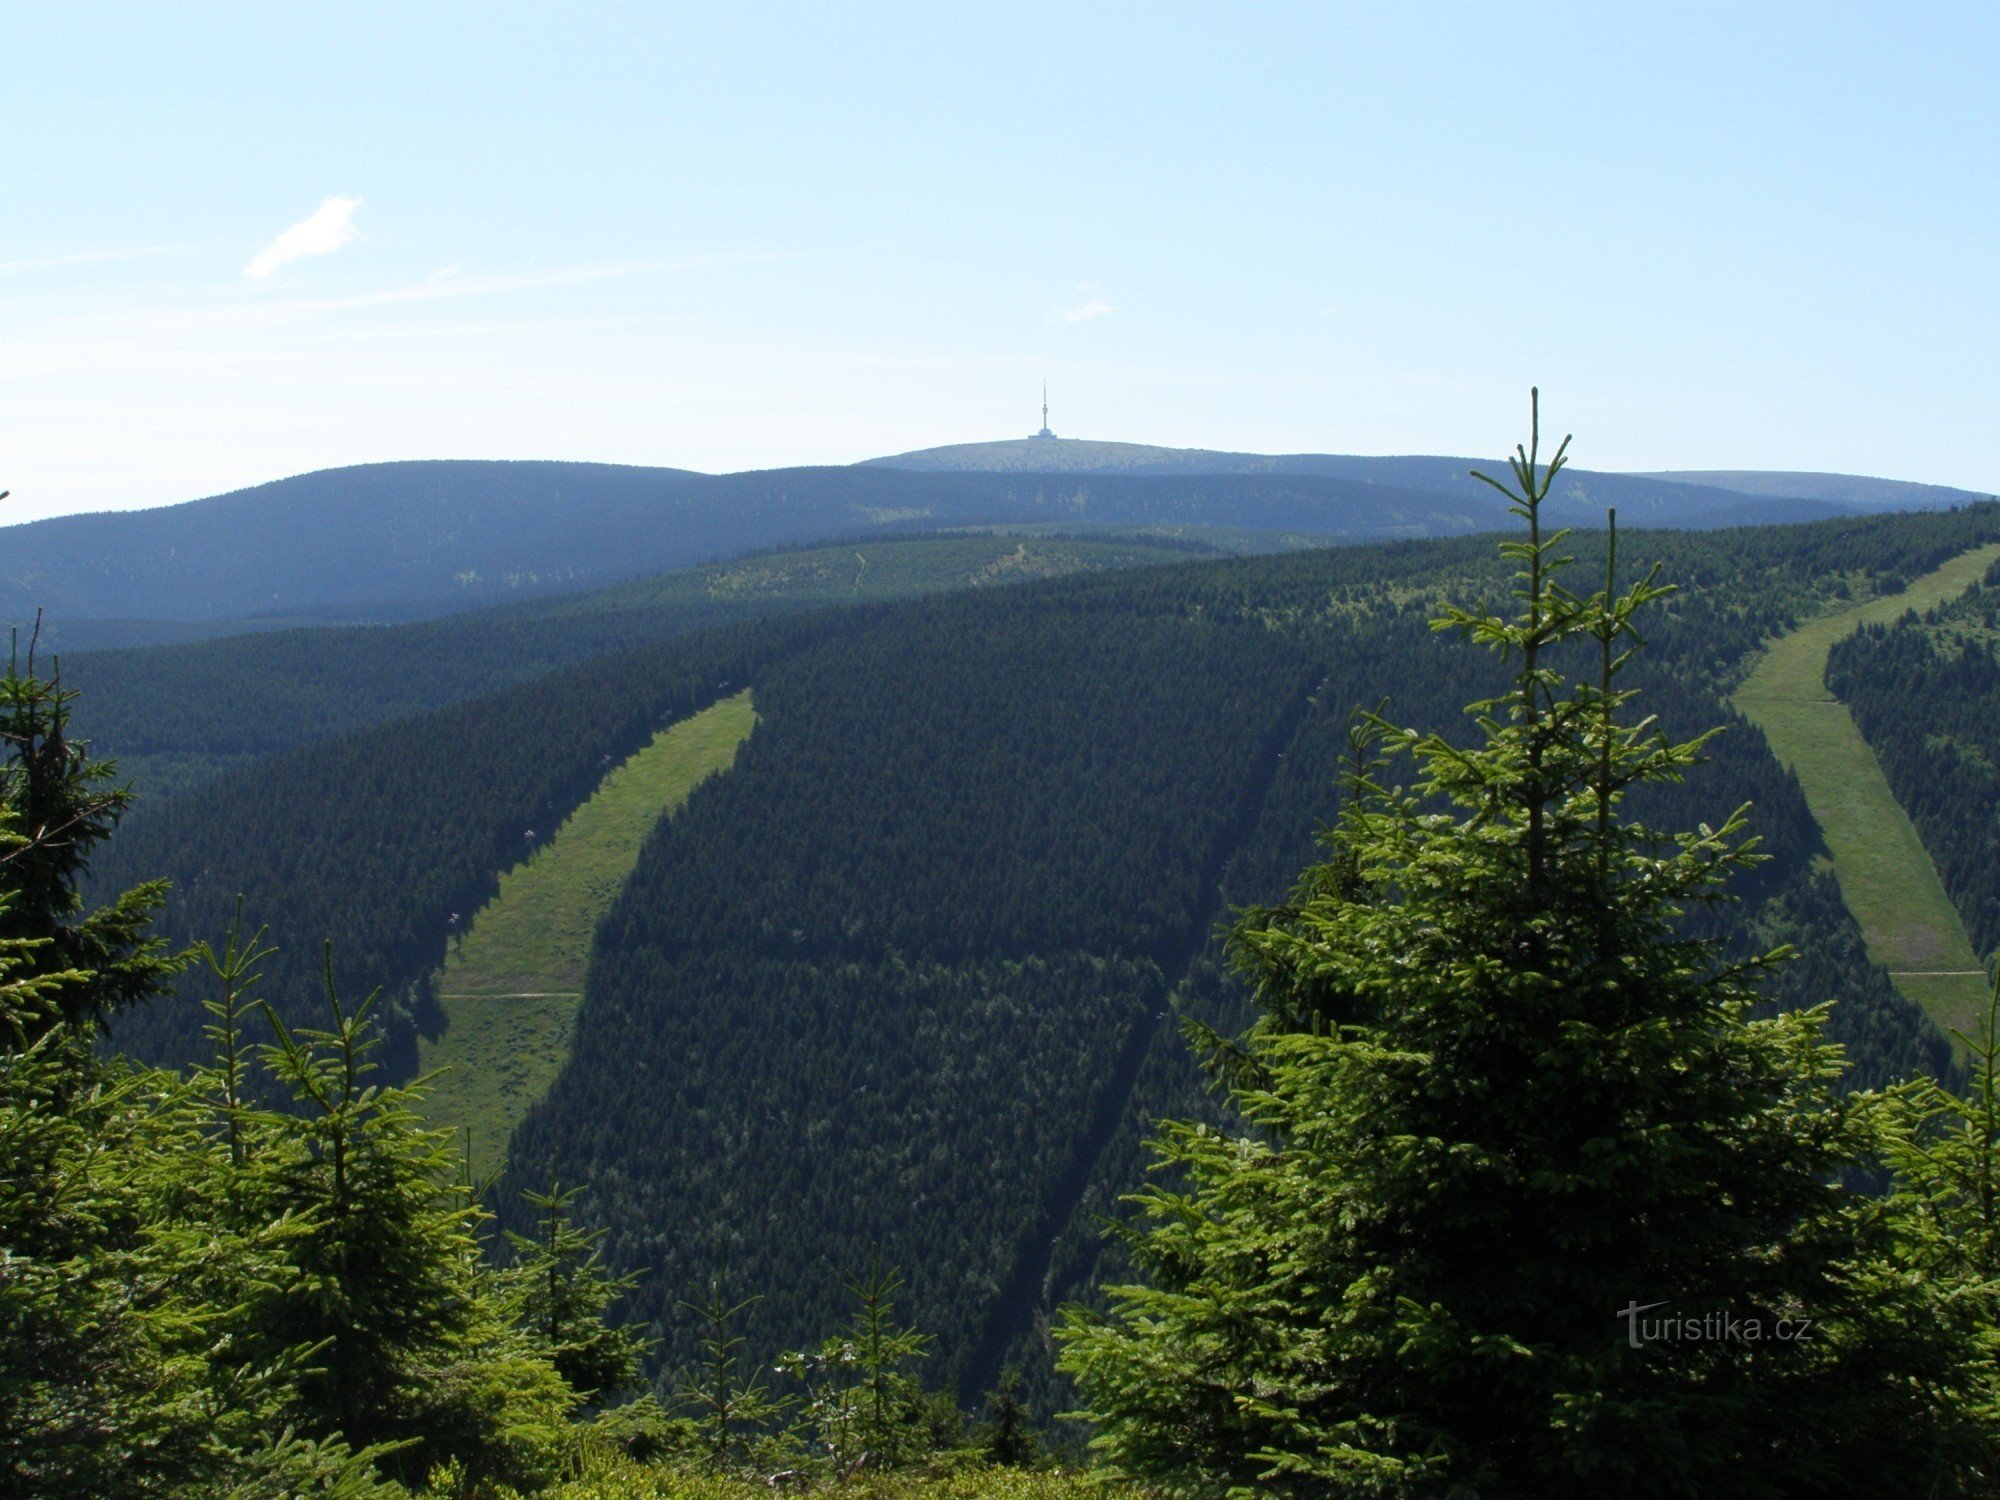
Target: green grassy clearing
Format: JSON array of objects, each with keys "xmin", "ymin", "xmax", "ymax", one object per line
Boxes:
[
  {"xmin": 419, "ymin": 690, "xmax": 757, "ymax": 1172},
  {"xmin": 1733, "ymin": 545, "xmax": 2000, "ymax": 1038}
]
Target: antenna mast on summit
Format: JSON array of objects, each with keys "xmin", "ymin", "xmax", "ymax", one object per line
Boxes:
[{"xmin": 1035, "ymin": 382, "xmax": 1056, "ymax": 439}]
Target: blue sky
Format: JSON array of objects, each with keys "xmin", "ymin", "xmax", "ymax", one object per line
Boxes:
[{"xmin": 4, "ymin": 2, "xmax": 1997, "ymax": 520}]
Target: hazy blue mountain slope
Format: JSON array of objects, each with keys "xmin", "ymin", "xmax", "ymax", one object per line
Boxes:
[
  {"xmin": 3, "ymin": 458, "xmax": 1501, "ymax": 624},
  {"xmin": 1648, "ymin": 470, "xmax": 1993, "ymax": 511},
  {"xmin": 2, "ymin": 596, "xmax": 491, "ymax": 655},
  {"xmin": 870, "ymin": 438, "xmax": 1959, "ymax": 530},
  {"xmin": 911, "ymin": 469, "xmax": 1512, "ymax": 535},
  {"xmin": 15, "ymin": 445, "xmax": 1986, "ymax": 628},
  {"xmin": 0, "ymin": 460, "xmax": 711, "ymax": 621}
]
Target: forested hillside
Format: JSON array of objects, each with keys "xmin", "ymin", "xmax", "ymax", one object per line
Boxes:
[
  {"xmin": 870, "ymin": 439, "xmax": 1988, "ymax": 527},
  {"xmin": 1, "ymin": 460, "xmax": 698, "ymax": 620},
  {"xmin": 510, "ymin": 596, "xmax": 1321, "ymax": 1391},
  {"xmin": 16, "ymin": 442, "xmax": 1984, "ymax": 634},
  {"xmin": 67, "ymin": 533, "xmax": 1202, "ymax": 797},
  {"xmin": 1651, "ymin": 469, "xmax": 1992, "ymax": 512},
  {"xmin": 100, "ymin": 617, "xmax": 817, "ymax": 1077},
  {"xmin": 1, "ymin": 457, "xmax": 1509, "ymax": 626},
  {"xmin": 93, "ymin": 501, "xmax": 2000, "ymax": 1408},
  {"xmin": 1828, "ymin": 555, "xmax": 2000, "ymax": 964}
]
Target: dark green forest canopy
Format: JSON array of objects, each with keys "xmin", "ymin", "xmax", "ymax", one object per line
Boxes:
[
  {"xmin": 93, "ymin": 502, "xmax": 2000, "ymax": 1397},
  {"xmin": 64, "ymin": 533, "xmax": 1211, "ymax": 799},
  {"xmin": 98, "ymin": 614, "xmax": 824, "ymax": 1076},
  {"xmin": 66, "ymin": 504, "xmax": 1997, "ymax": 798},
  {"xmin": 1829, "ymin": 554, "xmax": 2000, "ymax": 963}
]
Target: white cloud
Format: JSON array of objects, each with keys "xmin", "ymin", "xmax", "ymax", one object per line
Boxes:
[
  {"xmin": 0, "ymin": 252, "xmax": 818, "ymax": 386},
  {"xmin": 1054, "ymin": 296, "xmax": 1114, "ymax": 325},
  {"xmin": 0, "ymin": 245, "xmax": 184, "ymax": 277},
  {"xmin": 244, "ymin": 197, "xmax": 362, "ymax": 279}
]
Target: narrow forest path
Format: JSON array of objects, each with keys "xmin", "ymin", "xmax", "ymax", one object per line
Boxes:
[
  {"xmin": 1733, "ymin": 545, "xmax": 2000, "ymax": 1039},
  {"xmin": 419, "ymin": 690, "xmax": 758, "ymax": 1173}
]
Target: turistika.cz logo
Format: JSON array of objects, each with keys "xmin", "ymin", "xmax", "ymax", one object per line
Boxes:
[{"xmin": 1617, "ymin": 1300, "xmax": 1815, "ymax": 1349}]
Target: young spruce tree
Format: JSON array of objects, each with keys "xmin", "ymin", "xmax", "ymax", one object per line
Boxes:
[
  {"xmin": 0, "ymin": 658, "xmax": 396, "ymax": 1497},
  {"xmin": 1058, "ymin": 394, "xmax": 1992, "ymax": 1497},
  {"xmin": 0, "ymin": 636, "xmax": 174, "ymax": 1040},
  {"xmin": 248, "ymin": 950, "xmax": 576, "ymax": 1489},
  {"xmin": 0, "ymin": 653, "xmax": 206, "ymax": 1497},
  {"xmin": 505, "ymin": 1176, "xmax": 651, "ymax": 1406}
]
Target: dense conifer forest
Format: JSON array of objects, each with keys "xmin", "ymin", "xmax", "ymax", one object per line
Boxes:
[
  {"xmin": 13, "ymin": 461, "xmax": 2000, "ymax": 1490},
  {"xmin": 1828, "ymin": 555, "xmax": 2000, "ymax": 962},
  {"xmin": 23, "ymin": 0, "xmax": 2000, "ymax": 1480},
  {"xmin": 88, "ymin": 500, "xmax": 2000, "ymax": 1414},
  {"xmin": 1052, "ymin": 431, "xmax": 2000, "ymax": 1494},
  {"xmin": 65, "ymin": 534, "xmax": 1207, "ymax": 798}
]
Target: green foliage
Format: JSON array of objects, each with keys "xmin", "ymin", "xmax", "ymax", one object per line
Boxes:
[
  {"xmin": 508, "ymin": 1179, "xmax": 652, "ymax": 1406},
  {"xmin": 781, "ymin": 1258, "xmax": 940, "ymax": 1474},
  {"xmin": 1057, "ymin": 398, "xmax": 1994, "ymax": 1495},
  {"xmin": 673, "ymin": 1274, "xmax": 792, "ymax": 1471},
  {"xmin": 1877, "ymin": 970, "xmax": 2000, "ymax": 1434},
  {"xmin": 7, "ymin": 605, "xmax": 1132, "ymax": 1496},
  {"xmin": 1829, "ymin": 572, "xmax": 2000, "ymax": 964},
  {"xmin": 0, "ymin": 651, "xmax": 663, "ymax": 1492},
  {"xmin": 91, "ymin": 500, "xmax": 2000, "ymax": 1412},
  {"xmin": 0, "ymin": 647, "xmax": 179, "ymax": 1040},
  {"xmin": 585, "ymin": 1392, "xmax": 702, "ymax": 1466},
  {"xmin": 19, "ymin": 462, "xmax": 2000, "ymax": 1490},
  {"xmin": 68, "ymin": 533, "xmax": 1203, "ymax": 797},
  {"xmin": 1019, "ymin": 513, "xmax": 1991, "ymax": 1424},
  {"xmin": 1738, "ymin": 544, "xmax": 2000, "ymax": 1035},
  {"xmin": 0, "ymin": 660, "xmax": 223, "ymax": 1497},
  {"xmin": 1, "ymin": 1033, "xmax": 211, "ymax": 1496},
  {"xmin": 975, "ymin": 1376, "xmax": 1041, "ymax": 1470},
  {"xmin": 1890, "ymin": 977, "xmax": 2000, "ymax": 1269},
  {"xmin": 0, "ymin": 925, "xmax": 631, "ymax": 1494},
  {"xmin": 103, "ymin": 621, "xmax": 806, "ymax": 1078},
  {"xmin": 507, "ymin": 597, "xmax": 1320, "ymax": 1387},
  {"xmin": 236, "ymin": 952, "xmax": 576, "ymax": 1487},
  {"xmin": 533, "ymin": 1455, "xmax": 1106, "ymax": 1500}
]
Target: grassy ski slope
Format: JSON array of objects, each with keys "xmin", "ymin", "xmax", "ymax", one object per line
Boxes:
[
  {"xmin": 418, "ymin": 690, "xmax": 757, "ymax": 1173},
  {"xmin": 1733, "ymin": 545, "xmax": 2000, "ymax": 1038}
]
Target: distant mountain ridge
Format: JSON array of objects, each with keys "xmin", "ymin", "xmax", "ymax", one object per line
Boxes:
[
  {"xmin": 5, "ymin": 441, "xmax": 1989, "ymax": 626},
  {"xmin": 1639, "ymin": 470, "xmax": 1994, "ymax": 511},
  {"xmin": 869, "ymin": 438, "xmax": 1993, "ymax": 525},
  {"xmin": 0, "ymin": 459, "xmax": 1510, "ymax": 624}
]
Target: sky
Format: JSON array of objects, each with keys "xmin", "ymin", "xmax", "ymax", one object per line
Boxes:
[{"xmin": 4, "ymin": 2, "xmax": 1998, "ymax": 521}]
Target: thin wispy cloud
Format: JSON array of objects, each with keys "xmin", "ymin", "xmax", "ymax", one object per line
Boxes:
[
  {"xmin": 302, "ymin": 260, "xmax": 681, "ymax": 312},
  {"xmin": 266, "ymin": 249, "xmax": 816, "ymax": 316},
  {"xmin": 223, "ymin": 252, "xmax": 807, "ymax": 322},
  {"xmin": 0, "ymin": 251, "xmax": 820, "ymax": 384},
  {"xmin": 1052, "ymin": 296, "xmax": 1115, "ymax": 325},
  {"xmin": 0, "ymin": 245, "xmax": 185, "ymax": 277},
  {"xmin": 244, "ymin": 196, "xmax": 362, "ymax": 279}
]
